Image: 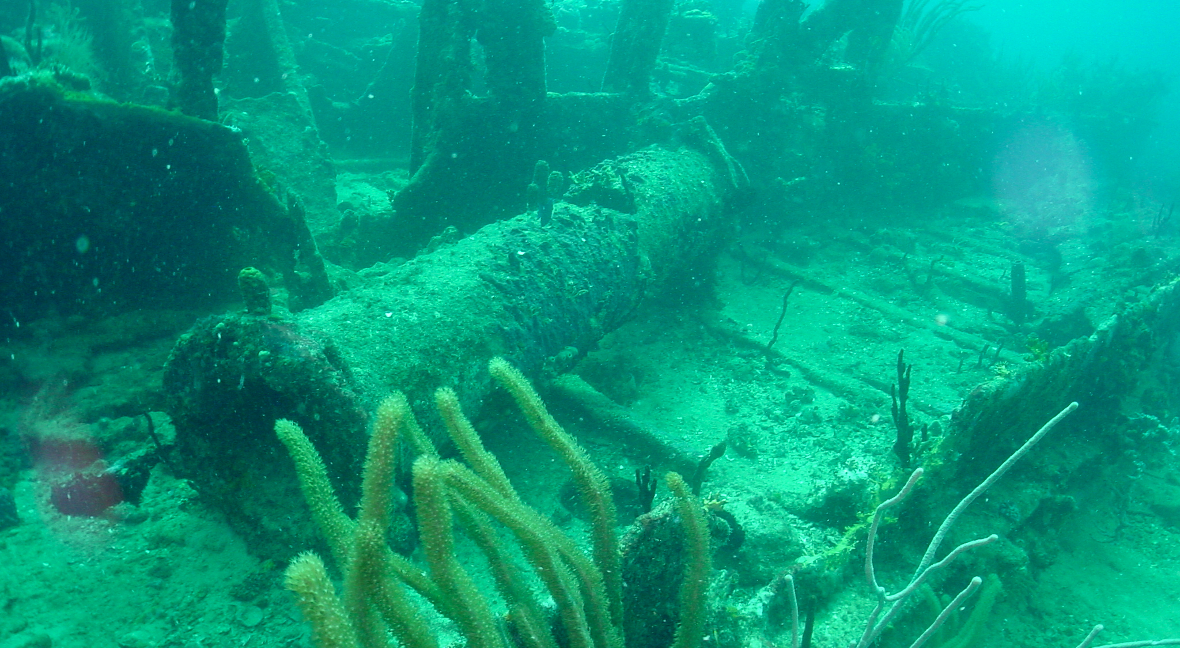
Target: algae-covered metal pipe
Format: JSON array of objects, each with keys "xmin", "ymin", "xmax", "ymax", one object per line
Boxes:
[{"xmin": 162, "ymin": 120, "xmax": 746, "ymax": 556}]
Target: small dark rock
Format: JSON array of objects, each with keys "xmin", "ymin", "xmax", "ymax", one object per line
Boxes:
[{"xmin": 0, "ymin": 487, "xmax": 19, "ymax": 529}]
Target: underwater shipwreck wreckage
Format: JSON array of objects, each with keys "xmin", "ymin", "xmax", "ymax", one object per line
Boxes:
[
  {"xmin": 270, "ymin": 345, "xmax": 1177, "ymax": 648},
  {"xmin": 167, "ymin": 262, "xmax": 1180, "ymax": 648},
  {"xmin": 162, "ymin": 131, "xmax": 747, "ymax": 557},
  {"xmin": 3, "ymin": 0, "xmax": 1180, "ymax": 646},
  {"xmin": 267, "ymin": 356, "xmax": 1110, "ymax": 648}
]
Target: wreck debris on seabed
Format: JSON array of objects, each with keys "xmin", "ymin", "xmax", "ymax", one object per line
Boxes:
[{"xmin": 1, "ymin": 0, "xmax": 1178, "ymax": 646}]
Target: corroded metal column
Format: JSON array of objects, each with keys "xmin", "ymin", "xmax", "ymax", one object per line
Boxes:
[{"xmin": 162, "ymin": 123, "xmax": 746, "ymax": 556}]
